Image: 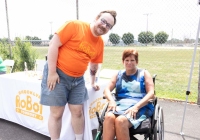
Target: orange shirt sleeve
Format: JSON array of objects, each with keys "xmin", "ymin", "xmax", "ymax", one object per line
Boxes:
[{"xmin": 56, "ymin": 21, "xmax": 75, "ymax": 45}]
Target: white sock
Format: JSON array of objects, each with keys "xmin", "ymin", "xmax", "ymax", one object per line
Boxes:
[{"xmin": 75, "ymin": 134, "xmax": 83, "ymax": 140}]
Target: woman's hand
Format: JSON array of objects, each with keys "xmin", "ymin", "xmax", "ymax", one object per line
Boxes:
[
  {"xmin": 107, "ymin": 101, "xmax": 116, "ymax": 113},
  {"xmin": 124, "ymin": 106, "xmax": 139, "ymax": 120},
  {"xmin": 91, "ymin": 83, "xmax": 100, "ymax": 91}
]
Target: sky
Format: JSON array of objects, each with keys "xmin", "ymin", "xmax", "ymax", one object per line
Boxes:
[{"xmin": 0, "ymin": 0, "xmax": 200, "ymax": 41}]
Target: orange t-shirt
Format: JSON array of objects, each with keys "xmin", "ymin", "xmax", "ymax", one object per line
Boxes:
[{"xmin": 56, "ymin": 20, "xmax": 104, "ymax": 77}]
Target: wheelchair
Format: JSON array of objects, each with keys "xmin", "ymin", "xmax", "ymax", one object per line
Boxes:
[{"xmin": 95, "ymin": 75, "xmax": 164, "ymax": 140}]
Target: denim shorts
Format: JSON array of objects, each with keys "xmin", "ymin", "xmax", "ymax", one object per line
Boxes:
[{"xmin": 40, "ymin": 63, "xmax": 89, "ymax": 106}]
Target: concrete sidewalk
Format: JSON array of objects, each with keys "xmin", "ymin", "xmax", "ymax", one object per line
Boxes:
[
  {"xmin": 0, "ymin": 99, "xmax": 200, "ymax": 140},
  {"xmin": 155, "ymin": 99, "xmax": 200, "ymax": 140}
]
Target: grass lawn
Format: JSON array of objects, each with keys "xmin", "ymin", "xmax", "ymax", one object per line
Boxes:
[{"xmin": 34, "ymin": 46, "xmax": 199, "ymax": 103}]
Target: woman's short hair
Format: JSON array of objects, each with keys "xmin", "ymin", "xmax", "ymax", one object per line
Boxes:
[{"xmin": 122, "ymin": 48, "xmax": 138, "ymax": 63}]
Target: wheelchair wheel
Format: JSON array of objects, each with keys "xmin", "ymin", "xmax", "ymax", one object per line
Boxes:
[
  {"xmin": 152, "ymin": 104, "xmax": 160, "ymax": 140},
  {"xmin": 152, "ymin": 121, "xmax": 158, "ymax": 140},
  {"xmin": 158, "ymin": 107, "xmax": 164, "ymax": 140},
  {"xmin": 95, "ymin": 131, "xmax": 102, "ymax": 140},
  {"xmin": 100, "ymin": 102, "xmax": 109, "ymax": 121},
  {"xmin": 95, "ymin": 103, "xmax": 108, "ymax": 140}
]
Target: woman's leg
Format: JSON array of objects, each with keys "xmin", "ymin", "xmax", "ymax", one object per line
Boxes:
[
  {"xmin": 115, "ymin": 115, "xmax": 132, "ymax": 140},
  {"xmin": 102, "ymin": 112, "xmax": 117, "ymax": 140}
]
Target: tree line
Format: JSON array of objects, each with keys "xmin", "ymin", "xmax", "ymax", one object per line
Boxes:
[{"xmin": 109, "ymin": 31, "xmax": 169, "ymax": 46}]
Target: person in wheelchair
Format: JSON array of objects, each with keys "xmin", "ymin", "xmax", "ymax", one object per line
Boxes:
[{"xmin": 102, "ymin": 48, "xmax": 155, "ymax": 140}]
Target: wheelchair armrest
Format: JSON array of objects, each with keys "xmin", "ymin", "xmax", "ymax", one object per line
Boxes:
[
  {"xmin": 103, "ymin": 92, "xmax": 116, "ymax": 100},
  {"xmin": 149, "ymin": 97, "xmax": 157, "ymax": 107},
  {"xmin": 148, "ymin": 99, "xmax": 154, "ymax": 103}
]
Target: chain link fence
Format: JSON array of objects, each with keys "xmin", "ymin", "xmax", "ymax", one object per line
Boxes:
[{"xmin": 1, "ymin": 0, "xmax": 200, "ymax": 103}]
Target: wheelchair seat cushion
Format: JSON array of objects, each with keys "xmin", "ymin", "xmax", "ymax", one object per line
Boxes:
[{"xmin": 129, "ymin": 118, "xmax": 151, "ymax": 135}]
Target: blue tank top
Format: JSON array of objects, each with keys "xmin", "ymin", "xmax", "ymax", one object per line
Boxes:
[
  {"xmin": 113, "ymin": 68, "xmax": 154, "ymax": 115},
  {"xmin": 112, "ymin": 68, "xmax": 154, "ymax": 129}
]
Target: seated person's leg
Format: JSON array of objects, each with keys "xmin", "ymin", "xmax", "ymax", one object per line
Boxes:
[
  {"xmin": 103, "ymin": 112, "xmax": 117, "ymax": 140},
  {"xmin": 115, "ymin": 115, "xmax": 132, "ymax": 140}
]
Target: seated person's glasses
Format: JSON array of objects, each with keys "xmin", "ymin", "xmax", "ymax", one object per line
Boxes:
[{"xmin": 100, "ymin": 18, "xmax": 112, "ymax": 30}]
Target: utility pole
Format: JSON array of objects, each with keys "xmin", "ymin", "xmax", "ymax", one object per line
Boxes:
[
  {"xmin": 143, "ymin": 13, "xmax": 152, "ymax": 32},
  {"xmin": 76, "ymin": 0, "xmax": 79, "ymax": 20},
  {"xmin": 5, "ymin": 0, "xmax": 12, "ymax": 58}
]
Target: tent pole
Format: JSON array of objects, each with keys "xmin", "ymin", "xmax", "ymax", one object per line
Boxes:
[{"xmin": 180, "ymin": 12, "xmax": 200, "ymax": 135}]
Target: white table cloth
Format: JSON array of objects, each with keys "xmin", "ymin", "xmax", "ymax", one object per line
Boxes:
[{"xmin": 0, "ymin": 72, "xmax": 108, "ymax": 140}]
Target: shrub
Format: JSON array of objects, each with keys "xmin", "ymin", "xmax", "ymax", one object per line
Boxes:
[
  {"xmin": 12, "ymin": 38, "xmax": 38, "ymax": 72},
  {"xmin": 0, "ymin": 38, "xmax": 11, "ymax": 59}
]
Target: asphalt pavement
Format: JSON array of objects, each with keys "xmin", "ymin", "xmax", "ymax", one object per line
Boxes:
[{"xmin": 0, "ymin": 99, "xmax": 200, "ymax": 140}]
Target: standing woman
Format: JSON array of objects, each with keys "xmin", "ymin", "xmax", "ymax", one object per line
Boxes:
[{"xmin": 0, "ymin": 56, "xmax": 6, "ymax": 74}]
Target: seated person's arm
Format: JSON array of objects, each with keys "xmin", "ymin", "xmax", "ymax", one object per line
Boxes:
[
  {"xmin": 103, "ymin": 71, "xmax": 118, "ymax": 112},
  {"xmin": 132, "ymin": 70, "xmax": 155, "ymax": 111}
]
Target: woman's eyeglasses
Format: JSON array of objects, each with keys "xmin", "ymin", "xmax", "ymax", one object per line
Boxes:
[{"xmin": 100, "ymin": 18, "xmax": 112, "ymax": 30}]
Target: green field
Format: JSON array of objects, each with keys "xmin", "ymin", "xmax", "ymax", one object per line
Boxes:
[{"xmin": 34, "ymin": 46, "xmax": 199, "ymax": 103}]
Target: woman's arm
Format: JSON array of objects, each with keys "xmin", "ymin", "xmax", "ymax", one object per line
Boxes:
[
  {"xmin": 103, "ymin": 71, "xmax": 118, "ymax": 112},
  {"xmin": 134, "ymin": 70, "xmax": 155, "ymax": 109}
]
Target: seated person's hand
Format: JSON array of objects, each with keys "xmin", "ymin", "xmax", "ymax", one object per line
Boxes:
[
  {"xmin": 107, "ymin": 101, "xmax": 117, "ymax": 113},
  {"xmin": 91, "ymin": 83, "xmax": 100, "ymax": 91},
  {"xmin": 124, "ymin": 107, "xmax": 139, "ymax": 120}
]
